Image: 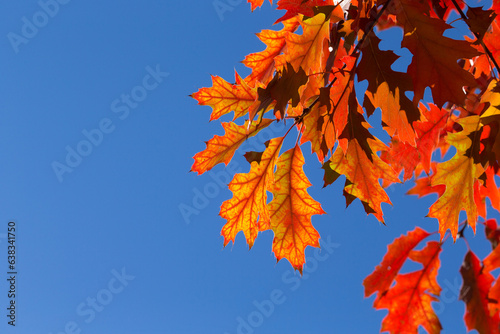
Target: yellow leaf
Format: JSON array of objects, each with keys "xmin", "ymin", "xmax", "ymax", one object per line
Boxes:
[
  {"xmin": 330, "ymin": 139, "xmax": 399, "ymax": 222},
  {"xmin": 268, "ymin": 145, "xmax": 325, "ymax": 272},
  {"xmin": 191, "ymin": 119, "xmax": 274, "ymax": 175},
  {"xmin": 191, "ymin": 71, "xmax": 257, "ymax": 121},
  {"xmin": 243, "ymin": 18, "xmax": 300, "ymax": 86},
  {"xmin": 275, "ymin": 13, "xmax": 332, "ymax": 76},
  {"xmin": 428, "ymin": 116, "xmax": 484, "ymax": 240},
  {"xmin": 220, "ymin": 137, "xmax": 283, "ymax": 248}
]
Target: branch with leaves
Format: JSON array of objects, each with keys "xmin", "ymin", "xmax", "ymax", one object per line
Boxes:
[{"xmin": 190, "ymin": 0, "xmax": 500, "ymax": 332}]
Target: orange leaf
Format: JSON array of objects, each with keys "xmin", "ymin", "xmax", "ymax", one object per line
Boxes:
[
  {"xmin": 467, "ymin": 18, "xmax": 500, "ymax": 77},
  {"xmin": 406, "ymin": 163, "xmax": 446, "ymax": 198},
  {"xmin": 364, "ymin": 227, "xmax": 431, "ymax": 298},
  {"xmin": 330, "ymin": 56, "xmax": 358, "ymax": 148},
  {"xmin": 475, "ymin": 167, "xmax": 500, "ymax": 219},
  {"xmin": 460, "ymin": 251, "xmax": 500, "ymax": 334},
  {"xmin": 248, "ymin": 0, "xmax": 271, "ymax": 11},
  {"xmin": 489, "ymin": 276, "xmax": 500, "ymax": 318},
  {"xmin": 191, "ymin": 71, "xmax": 257, "ymax": 121},
  {"xmin": 428, "ymin": 116, "xmax": 484, "ymax": 241},
  {"xmin": 382, "ymin": 103, "xmax": 448, "ymax": 181},
  {"xmin": 243, "ymin": 18, "xmax": 300, "ymax": 86},
  {"xmin": 484, "ymin": 243, "xmax": 500, "ymax": 273},
  {"xmin": 413, "ymin": 104, "xmax": 450, "ymax": 174},
  {"xmin": 275, "ymin": 12, "xmax": 333, "ymax": 76},
  {"xmin": 268, "ymin": 145, "xmax": 325, "ymax": 272},
  {"xmin": 329, "ymin": 138, "xmax": 399, "ymax": 222},
  {"xmin": 364, "ymin": 227, "xmax": 442, "ymax": 334},
  {"xmin": 375, "ymin": 241, "xmax": 442, "ymax": 334},
  {"xmin": 191, "ymin": 119, "xmax": 274, "ymax": 175},
  {"xmin": 300, "ymin": 56, "xmax": 357, "ymax": 161},
  {"xmin": 301, "ymin": 103, "xmax": 330, "ymax": 161},
  {"xmin": 220, "ymin": 137, "xmax": 283, "ymax": 248}
]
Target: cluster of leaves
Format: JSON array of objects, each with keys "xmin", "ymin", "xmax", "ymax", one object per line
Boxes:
[{"xmin": 191, "ymin": 0, "xmax": 500, "ymax": 332}]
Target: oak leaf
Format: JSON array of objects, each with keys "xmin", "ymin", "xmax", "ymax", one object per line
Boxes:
[
  {"xmin": 357, "ymin": 33, "xmax": 419, "ymax": 144},
  {"xmin": 382, "ymin": 103, "xmax": 448, "ymax": 181},
  {"xmin": 460, "ymin": 251, "xmax": 500, "ymax": 334},
  {"xmin": 364, "ymin": 228, "xmax": 442, "ymax": 334},
  {"xmin": 466, "ymin": 6, "xmax": 497, "ymax": 44},
  {"xmin": 469, "ymin": 19, "xmax": 500, "ymax": 77},
  {"xmin": 268, "ymin": 145, "xmax": 325, "ymax": 272},
  {"xmin": 248, "ymin": 0, "xmax": 270, "ymax": 11},
  {"xmin": 300, "ymin": 55, "xmax": 357, "ymax": 161},
  {"xmin": 428, "ymin": 116, "xmax": 484, "ymax": 240},
  {"xmin": 406, "ymin": 164, "xmax": 446, "ymax": 198},
  {"xmin": 364, "ymin": 227, "xmax": 431, "ymax": 298},
  {"xmin": 394, "ymin": 0, "xmax": 479, "ymax": 107},
  {"xmin": 191, "ymin": 71, "xmax": 257, "ymax": 121},
  {"xmin": 191, "ymin": 119, "xmax": 274, "ymax": 175},
  {"xmin": 275, "ymin": 12, "xmax": 333, "ymax": 77},
  {"xmin": 243, "ymin": 18, "xmax": 300, "ymax": 86},
  {"xmin": 254, "ymin": 62, "xmax": 309, "ymax": 120},
  {"xmin": 329, "ymin": 138, "xmax": 399, "ymax": 222},
  {"xmin": 220, "ymin": 137, "xmax": 283, "ymax": 248}
]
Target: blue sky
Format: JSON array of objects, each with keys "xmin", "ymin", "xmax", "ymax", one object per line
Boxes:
[{"xmin": 0, "ymin": 0, "xmax": 495, "ymax": 333}]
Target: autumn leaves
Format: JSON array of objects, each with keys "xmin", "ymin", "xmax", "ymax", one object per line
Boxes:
[
  {"xmin": 363, "ymin": 228, "xmax": 443, "ymax": 334},
  {"xmin": 191, "ymin": 0, "xmax": 500, "ymax": 332},
  {"xmin": 363, "ymin": 223, "xmax": 500, "ymax": 334},
  {"xmin": 191, "ymin": 0, "xmax": 500, "ymax": 277}
]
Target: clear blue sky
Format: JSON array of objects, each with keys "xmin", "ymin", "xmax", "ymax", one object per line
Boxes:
[{"xmin": 0, "ymin": 1, "xmax": 495, "ymax": 333}]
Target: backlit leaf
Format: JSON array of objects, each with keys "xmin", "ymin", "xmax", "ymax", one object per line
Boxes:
[
  {"xmin": 191, "ymin": 119, "xmax": 274, "ymax": 175},
  {"xmin": 191, "ymin": 71, "xmax": 257, "ymax": 121},
  {"xmin": 428, "ymin": 116, "xmax": 484, "ymax": 240},
  {"xmin": 460, "ymin": 251, "xmax": 500, "ymax": 334},
  {"xmin": 394, "ymin": 0, "xmax": 479, "ymax": 107},
  {"xmin": 329, "ymin": 138, "xmax": 399, "ymax": 222},
  {"xmin": 364, "ymin": 228, "xmax": 442, "ymax": 334},
  {"xmin": 220, "ymin": 137, "xmax": 283, "ymax": 248},
  {"xmin": 275, "ymin": 12, "xmax": 333, "ymax": 76},
  {"xmin": 375, "ymin": 241, "xmax": 442, "ymax": 334},
  {"xmin": 243, "ymin": 18, "xmax": 300, "ymax": 86},
  {"xmin": 268, "ymin": 145, "xmax": 325, "ymax": 272},
  {"xmin": 364, "ymin": 227, "xmax": 431, "ymax": 298}
]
